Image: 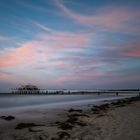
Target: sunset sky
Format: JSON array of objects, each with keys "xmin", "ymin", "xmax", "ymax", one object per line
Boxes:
[{"xmin": 0, "ymin": 0, "xmax": 140, "ymax": 92}]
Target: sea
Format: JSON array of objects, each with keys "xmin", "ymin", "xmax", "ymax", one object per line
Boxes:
[{"xmin": 0, "ymin": 93, "xmax": 138, "ymax": 114}]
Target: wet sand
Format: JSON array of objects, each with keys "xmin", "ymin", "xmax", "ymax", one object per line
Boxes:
[{"xmin": 0, "ymin": 96, "xmax": 140, "ymax": 140}]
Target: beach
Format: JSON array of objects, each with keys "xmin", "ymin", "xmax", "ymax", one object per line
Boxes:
[{"xmin": 0, "ymin": 96, "xmax": 140, "ymax": 140}]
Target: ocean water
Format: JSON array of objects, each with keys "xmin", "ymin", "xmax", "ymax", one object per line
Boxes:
[{"xmin": 0, "ymin": 94, "xmax": 137, "ymax": 112}]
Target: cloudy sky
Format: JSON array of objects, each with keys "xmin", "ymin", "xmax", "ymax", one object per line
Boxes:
[{"xmin": 0, "ymin": 0, "xmax": 140, "ymax": 92}]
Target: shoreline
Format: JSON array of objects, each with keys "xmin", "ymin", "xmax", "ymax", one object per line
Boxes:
[
  {"xmin": 0, "ymin": 94, "xmax": 136, "ymax": 115},
  {"xmin": 0, "ymin": 96, "xmax": 140, "ymax": 140}
]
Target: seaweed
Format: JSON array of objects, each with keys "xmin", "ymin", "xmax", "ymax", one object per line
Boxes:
[
  {"xmin": 15, "ymin": 123, "xmax": 45, "ymax": 129},
  {"xmin": 58, "ymin": 122, "xmax": 73, "ymax": 130},
  {"xmin": 68, "ymin": 108, "xmax": 83, "ymax": 113},
  {"xmin": 0, "ymin": 115, "xmax": 15, "ymax": 121},
  {"xmin": 57, "ymin": 131, "xmax": 70, "ymax": 139}
]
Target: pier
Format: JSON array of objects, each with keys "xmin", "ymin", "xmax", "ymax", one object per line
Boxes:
[
  {"xmin": 0, "ymin": 85, "xmax": 139, "ymax": 95},
  {"xmin": 9, "ymin": 88, "xmax": 140, "ymax": 96}
]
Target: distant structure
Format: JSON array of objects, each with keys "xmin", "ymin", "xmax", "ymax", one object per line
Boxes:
[
  {"xmin": 11, "ymin": 87, "xmax": 140, "ymax": 95},
  {"xmin": 12, "ymin": 85, "xmax": 40, "ymax": 94}
]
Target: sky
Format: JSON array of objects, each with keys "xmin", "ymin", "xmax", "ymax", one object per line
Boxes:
[{"xmin": 0, "ymin": 0, "xmax": 140, "ymax": 92}]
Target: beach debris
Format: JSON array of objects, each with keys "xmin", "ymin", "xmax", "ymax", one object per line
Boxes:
[
  {"xmin": 57, "ymin": 131, "xmax": 70, "ymax": 139},
  {"xmin": 58, "ymin": 122, "xmax": 73, "ymax": 130},
  {"xmin": 28, "ymin": 127, "xmax": 43, "ymax": 132},
  {"xmin": 38, "ymin": 134, "xmax": 48, "ymax": 140},
  {"xmin": 66, "ymin": 115, "xmax": 78, "ymax": 124},
  {"xmin": 55, "ymin": 121, "xmax": 60, "ymax": 124},
  {"xmin": 50, "ymin": 131, "xmax": 70, "ymax": 140},
  {"xmin": 50, "ymin": 137, "xmax": 60, "ymax": 140},
  {"xmin": 91, "ymin": 97, "xmax": 140, "ymax": 114},
  {"xmin": 91, "ymin": 103, "xmax": 110, "ymax": 114},
  {"xmin": 13, "ymin": 133, "xmax": 48, "ymax": 140},
  {"xmin": 110, "ymin": 99, "xmax": 132, "ymax": 107},
  {"xmin": 68, "ymin": 108, "xmax": 83, "ymax": 113},
  {"xmin": 15, "ymin": 123, "xmax": 45, "ymax": 129},
  {"xmin": 67, "ymin": 114, "xmax": 87, "ymax": 126},
  {"xmin": 68, "ymin": 113, "xmax": 89, "ymax": 117},
  {"xmin": 56, "ymin": 112, "xmax": 87, "ymax": 130},
  {"xmin": 91, "ymin": 107, "xmax": 100, "ymax": 113},
  {"xmin": 95, "ymin": 114, "xmax": 106, "ymax": 119},
  {"xmin": 0, "ymin": 115, "xmax": 15, "ymax": 121}
]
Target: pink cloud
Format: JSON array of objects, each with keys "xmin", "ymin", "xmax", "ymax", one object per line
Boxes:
[
  {"xmin": 0, "ymin": 70, "xmax": 40, "ymax": 86},
  {"xmin": 0, "ymin": 28, "xmax": 91, "ymax": 68},
  {"xmin": 32, "ymin": 21, "xmax": 53, "ymax": 33},
  {"xmin": 126, "ymin": 50, "xmax": 140, "ymax": 57},
  {"xmin": 113, "ymin": 41, "xmax": 140, "ymax": 58},
  {"xmin": 100, "ymin": 40, "xmax": 140, "ymax": 59},
  {"xmin": 53, "ymin": 71, "xmax": 112, "ymax": 85},
  {"xmin": 0, "ymin": 42, "xmax": 39, "ymax": 68},
  {"xmin": 124, "ymin": 41, "xmax": 140, "ymax": 57},
  {"xmin": 56, "ymin": 1, "xmax": 140, "ymax": 34},
  {"xmin": 33, "ymin": 22, "xmax": 92, "ymax": 51},
  {"xmin": 127, "ymin": 52, "xmax": 140, "ymax": 57},
  {"xmin": 38, "ymin": 33, "xmax": 90, "ymax": 50},
  {"xmin": 118, "ymin": 76, "xmax": 140, "ymax": 83}
]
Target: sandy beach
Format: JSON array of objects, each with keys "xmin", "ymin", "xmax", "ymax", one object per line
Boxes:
[{"xmin": 0, "ymin": 96, "xmax": 140, "ymax": 140}]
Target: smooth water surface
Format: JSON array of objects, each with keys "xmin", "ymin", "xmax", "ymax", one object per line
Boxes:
[{"xmin": 0, "ymin": 94, "xmax": 136, "ymax": 110}]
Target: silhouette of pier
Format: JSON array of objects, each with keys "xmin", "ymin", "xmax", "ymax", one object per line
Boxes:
[{"xmin": 9, "ymin": 85, "xmax": 140, "ymax": 96}]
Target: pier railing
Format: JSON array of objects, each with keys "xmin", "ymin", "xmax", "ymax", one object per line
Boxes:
[{"xmin": 4, "ymin": 89, "xmax": 140, "ymax": 96}]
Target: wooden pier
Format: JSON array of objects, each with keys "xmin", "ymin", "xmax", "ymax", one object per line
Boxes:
[{"xmin": 8, "ymin": 89, "xmax": 140, "ymax": 96}]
